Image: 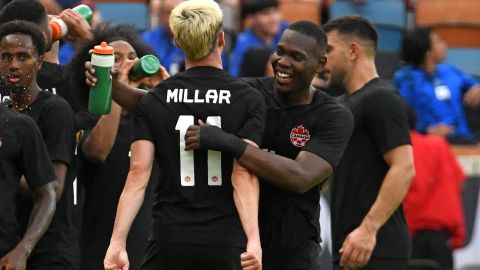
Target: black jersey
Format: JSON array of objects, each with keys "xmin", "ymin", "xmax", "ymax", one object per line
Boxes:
[
  {"xmin": 13, "ymin": 90, "xmax": 78, "ymax": 268},
  {"xmin": 0, "ymin": 104, "xmax": 55, "ymax": 256},
  {"xmin": 243, "ymin": 77, "xmax": 354, "ymax": 267},
  {"xmin": 38, "ymin": 61, "xmax": 80, "ymax": 112},
  {"xmin": 133, "ymin": 66, "xmax": 266, "ymax": 248},
  {"xmin": 333, "ymin": 78, "xmax": 412, "ymax": 260},
  {"xmin": 76, "ymin": 111, "xmax": 158, "ymax": 270}
]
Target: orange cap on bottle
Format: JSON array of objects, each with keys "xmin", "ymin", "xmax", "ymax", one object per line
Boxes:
[{"xmin": 93, "ymin": 42, "xmax": 114, "ymax": 55}]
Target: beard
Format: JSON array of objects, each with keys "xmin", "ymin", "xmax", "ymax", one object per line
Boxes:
[{"xmin": 327, "ymin": 68, "xmax": 347, "ymax": 90}]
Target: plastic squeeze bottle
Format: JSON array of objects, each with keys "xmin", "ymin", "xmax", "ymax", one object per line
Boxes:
[
  {"xmin": 128, "ymin": 54, "xmax": 161, "ymax": 81},
  {"xmin": 50, "ymin": 4, "xmax": 93, "ymax": 41},
  {"xmin": 88, "ymin": 42, "xmax": 114, "ymax": 115}
]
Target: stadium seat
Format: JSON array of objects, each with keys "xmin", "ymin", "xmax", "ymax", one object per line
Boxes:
[
  {"xmin": 329, "ymin": 0, "xmax": 406, "ymax": 52},
  {"xmin": 95, "ymin": 2, "xmax": 149, "ymax": 32},
  {"xmin": 416, "ymin": 0, "xmax": 480, "ymax": 48},
  {"xmin": 278, "ymin": 0, "xmax": 321, "ymax": 24},
  {"xmin": 447, "ymin": 48, "xmax": 480, "ymax": 79},
  {"xmin": 406, "ymin": 259, "xmax": 440, "ymax": 270}
]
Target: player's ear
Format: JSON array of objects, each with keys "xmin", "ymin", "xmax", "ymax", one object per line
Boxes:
[
  {"xmin": 217, "ymin": 31, "xmax": 225, "ymax": 48},
  {"xmin": 36, "ymin": 53, "xmax": 44, "ymax": 70}
]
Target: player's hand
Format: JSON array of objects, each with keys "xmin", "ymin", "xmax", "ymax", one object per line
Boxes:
[
  {"xmin": 0, "ymin": 246, "xmax": 28, "ymax": 270},
  {"xmin": 241, "ymin": 240, "xmax": 262, "ymax": 270},
  {"xmin": 116, "ymin": 58, "xmax": 142, "ymax": 88},
  {"xmin": 339, "ymin": 225, "xmax": 376, "ymax": 269},
  {"xmin": 103, "ymin": 243, "xmax": 129, "ymax": 270},
  {"xmin": 184, "ymin": 120, "xmax": 208, "ymax": 151},
  {"xmin": 138, "ymin": 65, "xmax": 170, "ymax": 89},
  {"xmin": 59, "ymin": 8, "xmax": 93, "ymax": 41},
  {"xmin": 85, "ymin": 54, "xmax": 121, "ymax": 88},
  {"xmin": 84, "ymin": 60, "xmax": 97, "ymax": 87}
]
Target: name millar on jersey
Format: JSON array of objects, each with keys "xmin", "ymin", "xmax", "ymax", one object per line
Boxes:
[{"xmin": 166, "ymin": 88, "xmax": 231, "ymax": 104}]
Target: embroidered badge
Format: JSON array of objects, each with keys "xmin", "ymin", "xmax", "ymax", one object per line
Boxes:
[{"xmin": 290, "ymin": 125, "xmax": 310, "ymax": 147}]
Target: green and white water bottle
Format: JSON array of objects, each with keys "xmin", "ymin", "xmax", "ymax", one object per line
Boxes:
[
  {"xmin": 128, "ymin": 54, "xmax": 161, "ymax": 81},
  {"xmin": 88, "ymin": 42, "xmax": 114, "ymax": 115}
]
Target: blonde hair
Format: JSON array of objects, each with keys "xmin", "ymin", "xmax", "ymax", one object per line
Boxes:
[{"xmin": 169, "ymin": 0, "xmax": 223, "ymax": 61}]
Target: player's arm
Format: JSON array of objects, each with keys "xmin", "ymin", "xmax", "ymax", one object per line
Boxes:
[
  {"xmin": 104, "ymin": 140, "xmax": 154, "ymax": 270},
  {"xmin": 185, "ymin": 126, "xmax": 330, "ymax": 194},
  {"xmin": 0, "ymin": 182, "xmax": 56, "ymax": 270},
  {"xmin": 232, "ymin": 140, "xmax": 262, "ymax": 270},
  {"xmin": 82, "ymin": 102, "xmax": 123, "ymax": 163},
  {"xmin": 339, "ymin": 145, "xmax": 414, "ymax": 269},
  {"xmin": 185, "ymin": 107, "xmax": 353, "ymax": 195}
]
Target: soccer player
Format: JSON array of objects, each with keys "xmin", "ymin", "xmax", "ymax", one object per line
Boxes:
[
  {"xmin": 100, "ymin": 1, "xmax": 265, "ymax": 269},
  {"xmin": 0, "ymin": 36, "xmax": 55, "ymax": 270},
  {"xmin": 86, "ymin": 20, "xmax": 353, "ymax": 270},
  {"xmin": 184, "ymin": 21, "xmax": 354, "ymax": 270},
  {"xmin": 0, "ymin": 20, "xmax": 76, "ymax": 270},
  {"xmin": 323, "ymin": 16, "xmax": 415, "ymax": 270},
  {"xmin": 71, "ymin": 24, "xmax": 160, "ymax": 270}
]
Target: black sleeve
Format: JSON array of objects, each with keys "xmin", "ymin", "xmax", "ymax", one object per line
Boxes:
[
  {"xmin": 132, "ymin": 96, "xmax": 155, "ymax": 143},
  {"xmin": 235, "ymin": 89, "xmax": 267, "ymax": 146},
  {"xmin": 41, "ymin": 99, "xmax": 76, "ymax": 166},
  {"xmin": 303, "ymin": 104, "xmax": 354, "ymax": 168},
  {"xmin": 365, "ymin": 90, "xmax": 411, "ymax": 154},
  {"xmin": 20, "ymin": 116, "xmax": 56, "ymax": 189}
]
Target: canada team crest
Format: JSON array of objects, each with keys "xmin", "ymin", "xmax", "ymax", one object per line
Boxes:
[{"xmin": 290, "ymin": 125, "xmax": 310, "ymax": 147}]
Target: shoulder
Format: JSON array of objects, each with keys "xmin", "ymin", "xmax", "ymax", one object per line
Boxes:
[
  {"xmin": 313, "ymin": 90, "xmax": 354, "ymax": 123},
  {"xmin": 437, "ymin": 63, "xmax": 464, "ymax": 76},
  {"xmin": 41, "ymin": 91, "xmax": 73, "ymax": 113}
]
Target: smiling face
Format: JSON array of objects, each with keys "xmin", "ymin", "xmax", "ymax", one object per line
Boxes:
[
  {"xmin": 0, "ymin": 34, "xmax": 42, "ymax": 94},
  {"xmin": 271, "ymin": 29, "xmax": 324, "ymax": 95}
]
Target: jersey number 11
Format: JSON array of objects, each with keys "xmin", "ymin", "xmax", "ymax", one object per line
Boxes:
[{"xmin": 176, "ymin": 115, "xmax": 222, "ymax": 187}]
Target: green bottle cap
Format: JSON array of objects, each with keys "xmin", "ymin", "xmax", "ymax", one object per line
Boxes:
[
  {"xmin": 139, "ymin": 55, "xmax": 161, "ymax": 75},
  {"xmin": 129, "ymin": 55, "xmax": 161, "ymax": 81},
  {"xmin": 73, "ymin": 4, "xmax": 93, "ymax": 23}
]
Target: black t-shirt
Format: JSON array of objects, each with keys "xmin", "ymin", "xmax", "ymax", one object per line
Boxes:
[
  {"xmin": 0, "ymin": 104, "xmax": 55, "ymax": 256},
  {"xmin": 38, "ymin": 61, "xmax": 80, "ymax": 112},
  {"xmin": 243, "ymin": 77, "xmax": 353, "ymax": 266},
  {"xmin": 133, "ymin": 66, "xmax": 266, "ymax": 248},
  {"xmin": 76, "ymin": 111, "xmax": 158, "ymax": 270},
  {"xmin": 14, "ymin": 90, "xmax": 77, "ymax": 266},
  {"xmin": 332, "ymin": 78, "xmax": 412, "ymax": 260}
]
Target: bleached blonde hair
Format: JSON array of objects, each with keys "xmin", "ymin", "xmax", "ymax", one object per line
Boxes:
[{"xmin": 169, "ymin": 0, "xmax": 223, "ymax": 61}]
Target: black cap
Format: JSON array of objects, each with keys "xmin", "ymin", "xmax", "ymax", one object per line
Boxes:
[{"xmin": 241, "ymin": 0, "xmax": 278, "ymax": 19}]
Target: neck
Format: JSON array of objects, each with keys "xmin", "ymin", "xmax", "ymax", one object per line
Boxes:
[
  {"xmin": 274, "ymin": 85, "xmax": 314, "ymax": 107},
  {"xmin": 345, "ymin": 57, "xmax": 378, "ymax": 95},
  {"xmin": 10, "ymin": 83, "xmax": 41, "ymax": 112},
  {"xmin": 420, "ymin": 58, "xmax": 436, "ymax": 74},
  {"xmin": 184, "ymin": 51, "xmax": 223, "ymax": 70}
]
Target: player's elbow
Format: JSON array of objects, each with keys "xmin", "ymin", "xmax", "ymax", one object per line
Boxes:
[
  {"xmin": 403, "ymin": 162, "xmax": 415, "ymax": 186},
  {"xmin": 82, "ymin": 144, "xmax": 111, "ymax": 163}
]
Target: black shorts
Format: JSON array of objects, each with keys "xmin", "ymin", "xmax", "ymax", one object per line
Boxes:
[
  {"xmin": 140, "ymin": 241, "xmax": 243, "ymax": 270},
  {"xmin": 264, "ymin": 240, "xmax": 322, "ymax": 270},
  {"xmin": 333, "ymin": 258, "xmax": 408, "ymax": 270}
]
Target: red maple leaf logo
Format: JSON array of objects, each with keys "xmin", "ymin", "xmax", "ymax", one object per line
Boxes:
[
  {"xmin": 184, "ymin": 176, "xmax": 191, "ymax": 182},
  {"xmin": 290, "ymin": 125, "xmax": 311, "ymax": 148},
  {"xmin": 211, "ymin": 176, "xmax": 218, "ymax": 182}
]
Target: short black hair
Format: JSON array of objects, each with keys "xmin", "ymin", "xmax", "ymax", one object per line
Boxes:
[
  {"xmin": 401, "ymin": 27, "xmax": 431, "ymax": 67},
  {"xmin": 68, "ymin": 23, "xmax": 156, "ymax": 110},
  {"xmin": 240, "ymin": 46, "xmax": 272, "ymax": 77},
  {"xmin": 286, "ymin": 20, "xmax": 328, "ymax": 58},
  {"xmin": 0, "ymin": 20, "xmax": 46, "ymax": 55},
  {"xmin": 323, "ymin": 15, "xmax": 378, "ymax": 51},
  {"xmin": 242, "ymin": 0, "xmax": 278, "ymax": 19},
  {"xmin": 0, "ymin": 0, "xmax": 47, "ymax": 25}
]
